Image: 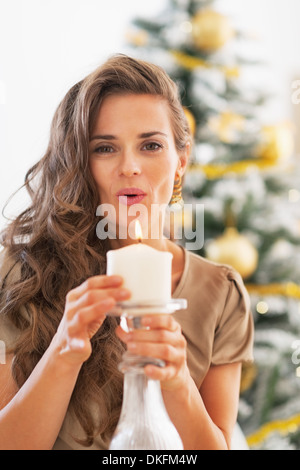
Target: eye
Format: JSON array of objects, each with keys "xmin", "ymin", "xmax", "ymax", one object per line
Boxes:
[
  {"xmin": 94, "ymin": 144, "xmax": 115, "ymax": 154},
  {"xmin": 142, "ymin": 142, "xmax": 163, "ymax": 152}
]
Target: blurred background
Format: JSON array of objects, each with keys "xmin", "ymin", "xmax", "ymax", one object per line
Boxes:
[{"xmin": 1, "ymin": 0, "xmax": 300, "ymax": 450}]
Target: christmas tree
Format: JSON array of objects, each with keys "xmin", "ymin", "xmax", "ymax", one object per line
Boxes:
[{"xmin": 126, "ymin": 0, "xmax": 300, "ymax": 450}]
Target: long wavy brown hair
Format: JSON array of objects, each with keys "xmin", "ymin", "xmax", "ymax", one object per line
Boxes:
[{"xmin": 0, "ymin": 54, "xmax": 191, "ymax": 446}]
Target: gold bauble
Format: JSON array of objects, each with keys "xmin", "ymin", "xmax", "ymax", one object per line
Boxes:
[
  {"xmin": 257, "ymin": 122, "xmax": 294, "ymax": 163},
  {"xmin": 183, "ymin": 107, "xmax": 196, "ymax": 136},
  {"xmin": 206, "ymin": 227, "xmax": 258, "ymax": 279},
  {"xmin": 191, "ymin": 10, "xmax": 234, "ymax": 52},
  {"xmin": 208, "ymin": 111, "xmax": 245, "ymax": 143}
]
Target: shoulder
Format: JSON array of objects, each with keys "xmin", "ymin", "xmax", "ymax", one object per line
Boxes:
[
  {"xmin": 185, "ymin": 249, "xmax": 252, "ymax": 333},
  {"xmin": 182, "ymin": 248, "xmax": 250, "ymax": 318},
  {"xmin": 174, "ymin": 249, "xmax": 254, "ymax": 385},
  {"xmin": 185, "ymin": 249, "xmax": 245, "ymax": 291}
]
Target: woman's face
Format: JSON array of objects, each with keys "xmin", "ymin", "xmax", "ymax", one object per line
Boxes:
[{"xmin": 89, "ymin": 93, "xmax": 188, "ymax": 238}]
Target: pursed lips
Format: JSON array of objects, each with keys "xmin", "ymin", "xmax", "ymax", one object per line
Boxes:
[{"xmin": 116, "ymin": 188, "xmax": 147, "ymax": 206}]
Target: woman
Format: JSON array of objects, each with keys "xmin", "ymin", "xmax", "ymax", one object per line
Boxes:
[{"xmin": 0, "ymin": 54, "xmax": 253, "ymax": 450}]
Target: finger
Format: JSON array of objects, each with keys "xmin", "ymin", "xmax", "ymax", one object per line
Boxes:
[
  {"xmin": 67, "ymin": 275, "xmax": 124, "ymax": 302},
  {"xmin": 143, "ymin": 363, "xmax": 177, "ymax": 382},
  {"xmin": 126, "ymin": 341, "xmax": 182, "ymax": 365},
  {"xmin": 77, "ymin": 287, "xmax": 130, "ymax": 306},
  {"xmin": 67, "ymin": 287, "xmax": 131, "ymax": 319},
  {"xmin": 68, "ymin": 297, "xmax": 116, "ymax": 336},
  {"xmin": 143, "ymin": 363, "xmax": 188, "ymax": 391},
  {"xmin": 141, "ymin": 314, "xmax": 179, "ymax": 332},
  {"xmin": 116, "ymin": 324, "xmax": 181, "ymax": 348}
]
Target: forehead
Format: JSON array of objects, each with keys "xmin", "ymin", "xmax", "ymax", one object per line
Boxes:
[{"xmin": 93, "ymin": 94, "xmax": 173, "ymax": 134}]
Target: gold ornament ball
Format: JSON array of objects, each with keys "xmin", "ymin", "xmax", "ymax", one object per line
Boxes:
[
  {"xmin": 206, "ymin": 227, "xmax": 258, "ymax": 279},
  {"xmin": 208, "ymin": 111, "xmax": 245, "ymax": 143},
  {"xmin": 191, "ymin": 10, "xmax": 234, "ymax": 52},
  {"xmin": 257, "ymin": 122, "xmax": 294, "ymax": 163}
]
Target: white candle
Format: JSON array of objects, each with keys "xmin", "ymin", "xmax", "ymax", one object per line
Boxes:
[{"xmin": 106, "ymin": 243, "xmax": 173, "ymax": 304}]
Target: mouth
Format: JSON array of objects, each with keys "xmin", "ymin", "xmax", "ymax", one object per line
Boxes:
[{"xmin": 116, "ymin": 188, "xmax": 147, "ymax": 206}]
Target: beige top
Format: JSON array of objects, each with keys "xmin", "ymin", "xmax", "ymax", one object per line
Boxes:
[{"xmin": 0, "ymin": 247, "xmax": 253, "ymax": 450}]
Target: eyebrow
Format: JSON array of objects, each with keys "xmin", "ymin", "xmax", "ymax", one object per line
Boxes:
[{"xmin": 89, "ymin": 131, "xmax": 168, "ymax": 142}]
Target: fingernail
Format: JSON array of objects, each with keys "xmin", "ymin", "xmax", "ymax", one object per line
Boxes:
[
  {"xmin": 127, "ymin": 342, "xmax": 137, "ymax": 351},
  {"xmin": 109, "ymin": 275, "xmax": 123, "ymax": 283},
  {"xmin": 118, "ymin": 289, "xmax": 131, "ymax": 300}
]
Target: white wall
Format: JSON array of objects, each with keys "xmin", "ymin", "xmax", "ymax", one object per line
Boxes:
[
  {"xmin": 218, "ymin": 0, "xmax": 300, "ymax": 121},
  {"xmin": 0, "ymin": 0, "xmax": 164, "ymax": 228},
  {"xmin": 0, "ymin": 0, "xmax": 299, "ymax": 230}
]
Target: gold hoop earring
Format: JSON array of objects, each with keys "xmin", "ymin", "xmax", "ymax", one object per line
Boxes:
[{"xmin": 170, "ymin": 175, "xmax": 184, "ymax": 208}]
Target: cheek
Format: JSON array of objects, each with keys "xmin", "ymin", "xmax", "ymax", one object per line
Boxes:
[
  {"xmin": 152, "ymin": 166, "xmax": 176, "ymax": 202},
  {"xmin": 89, "ymin": 161, "xmax": 110, "ymax": 198},
  {"xmin": 89, "ymin": 160, "xmax": 98, "ymax": 183}
]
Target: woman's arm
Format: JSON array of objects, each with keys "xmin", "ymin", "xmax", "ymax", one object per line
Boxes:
[
  {"xmin": 0, "ymin": 342, "xmax": 82, "ymax": 450},
  {"xmin": 162, "ymin": 362, "xmax": 242, "ymax": 450},
  {"xmin": 0, "ymin": 275, "xmax": 131, "ymax": 450},
  {"xmin": 116, "ymin": 315, "xmax": 242, "ymax": 450}
]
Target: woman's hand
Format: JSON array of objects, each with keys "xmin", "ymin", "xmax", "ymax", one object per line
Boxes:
[
  {"xmin": 53, "ymin": 275, "xmax": 131, "ymax": 365},
  {"xmin": 116, "ymin": 314, "xmax": 190, "ymax": 391}
]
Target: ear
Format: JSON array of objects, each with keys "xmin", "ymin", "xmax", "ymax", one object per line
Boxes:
[{"xmin": 177, "ymin": 141, "xmax": 191, "ymax": 177}]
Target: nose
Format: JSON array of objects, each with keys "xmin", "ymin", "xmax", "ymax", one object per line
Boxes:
[{"xmin": 118, "ymin": 150, "xmax": 141, "ymax": 177}]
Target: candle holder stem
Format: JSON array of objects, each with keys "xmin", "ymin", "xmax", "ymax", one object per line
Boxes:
[{"xmin": 119, "ymin": 313, "xmax": 166, "ymax": 372}]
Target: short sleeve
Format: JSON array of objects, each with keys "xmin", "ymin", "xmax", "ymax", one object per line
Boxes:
[{"xmin": 212, "ymin": 267, "xmax": 254, "ymax": 366}]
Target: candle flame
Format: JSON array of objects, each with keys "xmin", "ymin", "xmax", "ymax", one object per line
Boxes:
[{"xmin": 135, "ymin": 220, "xmax": 143, "ymax": 242}]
